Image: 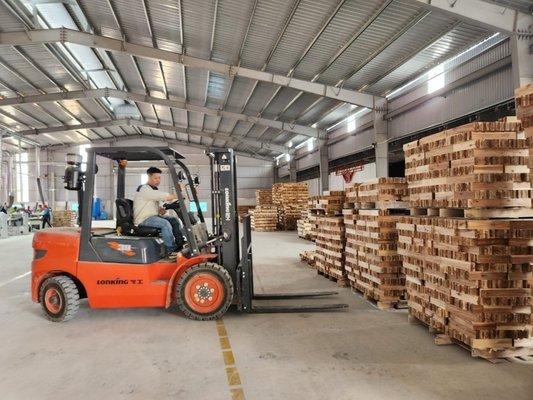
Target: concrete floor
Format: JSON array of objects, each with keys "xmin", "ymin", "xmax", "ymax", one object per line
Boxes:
[{"xmin": 0, "ymin": 231, "xmax": 531, "ymax": 400}]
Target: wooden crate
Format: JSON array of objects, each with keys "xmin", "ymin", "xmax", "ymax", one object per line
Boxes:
[
  {"xmin": 403, "ymin": 121, "xmax": 532, "ymax": 214},
  {"xmin": 250, "ymin": 205, "xmax": 278, "ymax": 232}
]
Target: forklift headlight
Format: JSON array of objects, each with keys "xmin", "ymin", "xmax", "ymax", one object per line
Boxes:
[{"xmin": 33, "ymin": 249, "xmax": 47, "ymax": 260}]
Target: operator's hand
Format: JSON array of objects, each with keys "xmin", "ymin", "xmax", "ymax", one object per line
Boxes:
[
  {"xmin": 165, "ymin": 193, "xmax": 177, "ymax": 202},
  {"xmin": 159, "ymin": 207, "xmax": 167, "ymax": 215}
]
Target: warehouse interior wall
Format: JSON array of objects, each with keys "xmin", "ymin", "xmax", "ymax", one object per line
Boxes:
[
  {"xmin": 277, "ymin": 37, "xmax": 514, "ymax": 182},
  {"xmin": 9, "ymin": 138, "xmax": 273, "ymax": 218}
]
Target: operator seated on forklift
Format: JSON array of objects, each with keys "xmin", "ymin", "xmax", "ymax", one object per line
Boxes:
[{"xmin": 134, "ymin": 166, "xmax": 185, "ymax": 257}]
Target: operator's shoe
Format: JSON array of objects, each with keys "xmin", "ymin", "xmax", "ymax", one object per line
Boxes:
[{"xmin": 168, "ymin": 252, "xmax": 179, "ymax": 260}]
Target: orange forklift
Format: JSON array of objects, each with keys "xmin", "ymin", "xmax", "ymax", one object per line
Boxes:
[{"xmin": 31, "ymin": 147, "xmax": 347, "ymax": 321}]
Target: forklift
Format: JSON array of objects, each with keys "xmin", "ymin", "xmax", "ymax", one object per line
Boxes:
[{"xmin": 31, "ymin": 147, "xmax": 347, "ymax": 321}]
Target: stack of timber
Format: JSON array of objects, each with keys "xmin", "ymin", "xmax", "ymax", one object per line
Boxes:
[
  {"xmin": 343, "ymin": 206, "xmax": 358, "ymax": 288},
  {"xmin": 399, "ymin": 122, "xmax": 533, "ymax": 362},
  {"xmin": 250, "ymin": 206, "xmax": 278, "ymax": 232},
  {"xmin": 299, "ymin": 250, "xmax": 317, "ymax": 268},
  {"xmin": 345, "ymin": 179, "xmax": 408, "ymax": 309},
  {"xmin": 516, "ymin": 84, "xmax": 533, "ymax": 130},
  {"xmin": 516, "ymin": 84, "xmax": 533, "ymax": 199},
  {"xmin": 398, "ymin": 216, "xmax": 533, "ymax": 361},
  {"xmin": 52, "ymin": 210, "xmax": 78, "ymax": 227},
  {"xmin": 307, "ymin": 192, "xmax": 344, "ymax": 241},
  {"xmin": 237, "ymin": 205, "xmax": 254, "ymax": 220},
  {"xmin": 404, "ymin": 121, "xmax": 530, "ymax": 218},
  {"xmin": 272, "ymin": 183, "xmax": 309, "ymax": 230},
  {"xmin": 255, "ymin": 189, "xmax": 273, "ymax": 206},
  {"xmin": 350, "ymin": 178, "xmax": 409, "ymax": 209},
  {"xmin": 315, "ymin": 215, "xmax": 347, "ymax": 286},
  {"xmin": 297, "ymin": 218, "xmax": 313, "ymax": 240},
  {"xmin": 306, "ymin": 197, "xmax": 319, "ymax": 241}
]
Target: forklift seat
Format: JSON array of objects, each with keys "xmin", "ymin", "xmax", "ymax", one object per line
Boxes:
[{"xmin": 115, "ymin": 198, "xmax": 161, "ymax": 237}]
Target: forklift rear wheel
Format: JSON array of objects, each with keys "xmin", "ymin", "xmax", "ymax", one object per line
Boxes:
[
  {"xmin": 39, "ymin": 276, "xmax": 80, "ymax": 322},
  {"xmin": 176, "ymin": 263, "xmax": 234, "ymax": 321}
]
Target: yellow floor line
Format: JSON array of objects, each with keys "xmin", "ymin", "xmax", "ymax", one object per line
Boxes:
[{"xmin": 216, "ymin": 318, "xmax": 246, "ymax": 400}]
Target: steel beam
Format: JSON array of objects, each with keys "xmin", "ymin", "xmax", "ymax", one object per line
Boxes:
[
  {"xmin": 15, "ymin": 118, "xmax": 289, "ymax": 153},
  {"xmin": 48, "ymin": 134, "xmax": 274, "ymax": 162},
  {"xmin": 0, "ymin": 88, "xmax": 324, "ymax": 139},
  {"xmin": 409, "ymin": 0, "xmax": 532, "ymax": 35},
  {"xmin": 0, "ymin": 28, "xmax": 382, "ymax": 108}
]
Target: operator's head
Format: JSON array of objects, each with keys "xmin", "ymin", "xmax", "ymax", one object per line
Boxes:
[{"xmin": 146, "ymin": 166, "xmax": 162, "ymax": 187}]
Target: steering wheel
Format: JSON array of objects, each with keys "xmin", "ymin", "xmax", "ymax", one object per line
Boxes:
[{"xmin": 163, "ymin": 199, "xmax": 180, "ymax": 211}]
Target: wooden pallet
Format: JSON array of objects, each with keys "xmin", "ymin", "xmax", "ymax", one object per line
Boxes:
[
  {"xmin": 272, "ymin": 183, "xmax": 309, "ymax": 230},
  {"xmin": 398, "ymin": 216, "xmax": 533, "ymax": 360},
  {"xmin": 404, "ymin": 121, "xmax": 531, "ymax": 210},
  {"xmin": 255, "ymin": 189, "xmax": 273, "ymax": 206},
  {"xmin": 250, "ymin": 205, "xmax": 278, "ymax": 231},
  {"xmin": 408, "ymin": 313, "xmax": 533, "ymax": 363},
  {"xmin": 315, "ymin": 213, "xmax": 346, "ymax": 283},
  {"xmin": 349, "ymin": 284, "xmax": 407, "ymax": 310},
  {"xmin": 317, "ymin": 268, "xmax": 348, "ymax": 287},
  {"xmin": 409, "ymin": 206, "xmax": 533, "ymax": 219}
]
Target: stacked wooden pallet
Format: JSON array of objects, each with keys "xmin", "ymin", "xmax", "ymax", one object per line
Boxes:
[
  {"xmin": 250, "ymin": 206, "xmax": 278, "ymax": 232},
  {"xmin": 516, "ymin": 84, "xmax": 533, "ymax": 201},
  {"xmin": 404, "ymin": 121, "xmax": 530, "ymax": 217},
  {"xmin": 255, "ymin": 189, "xmax": 273, "ymax": 206},
  {"xmin": 343, "ymin": 207, "xmax": 358, "ymax": 288},
  {"xmin": 398, "ymin": 216, "xmax": 533, "ymax": 360},
  {"xmin": 343, "ymin": 179, "xmax": 408, "ymax": 309},
  {"xmin": 237, "ymin": 205, "xmax": 254, "ymax": 220},
  {"xmin": 272, "ymin": 183, "xmax": 309, "ymax": 230},
  {"xmin": 352, "ymin": 178, "xmax": 409, "ymax": 209},
  {"xmin": 315, "ymin": 215, "xmax": 346, "ymax": 286},
  {"xmin": 399, "ymin": 122, "xmax": 533, "ymax": 361},
  {"xmin": 52, "ymin": 210, "xmax": 77, "ymax": 227},
  {"xmin": 516, "ymin": 84, "xmax": 533, "ymax": 129},
  {"xmin": 297, "ymin": 218, "xmax": 313, "ymax": 240},
  {"xmin": 299, "ymin": 250, "xmax": 317, "ymax": 268},
  {"xmin": 307, "ymin": 197, "xmax": 319, "ymax": 241}
]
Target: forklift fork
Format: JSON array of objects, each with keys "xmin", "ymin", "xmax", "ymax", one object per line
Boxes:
[{"xmin": 236, "ymin": 215, "xmax": 348, "ymax": 314}]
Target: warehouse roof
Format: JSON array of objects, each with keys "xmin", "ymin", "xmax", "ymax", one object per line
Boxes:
[{"xmin": 0, "ymin": 0, "xmax": 517, "ymax": 160}]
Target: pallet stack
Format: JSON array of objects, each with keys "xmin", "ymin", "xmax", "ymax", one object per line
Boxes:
[
  {"xmin": 404, "ymin": 121, "xmax": 530, "ymax": 217},
  {"xmin": 306, "ymin": 197, "xmax": 319, "ymax": 241},
  {"xmin": 314, "ymin": 191, "xmax": 347, "ymax": 285},
  {"xmin": 297, "ymin": 218, "xmax": 313, "ymax": 240},
  {"xmin": 344, "ymin": 179, "xmax": 408, "ymax": 309},
  {"xmin": 255, "ymin": 189, "xmax": 273, "ymax": 206},
  {"xmin": 516, "ymin": 84, "xmax": 533, "ymax": 200},
  {"xmin": 250, "ymin": 205, "xmax": 278, "ymax": 232},
  {"xmin": 272, "ymin": 183, "xmax": 309, "ymax": 230},
  {"xmin": 52, "ymin": 210, "xmax": 78, "ymax": 227},
  {"xmin": 399, "ymin": 121, "xmax": 533, "ymax": 361}
]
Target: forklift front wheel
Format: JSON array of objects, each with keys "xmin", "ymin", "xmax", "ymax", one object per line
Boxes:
[
  {"xmin": 176, "ymin": 263, "xmax": 234, "ymax": 321},
  {"xmin": 39, "ymin": 275, "xmax": 80, "ymax": 322}
]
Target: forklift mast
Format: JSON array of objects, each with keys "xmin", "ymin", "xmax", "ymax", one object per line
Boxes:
[
  {"xmin": 208, "ymin": 148, "xmax": 348, "ymax": 314},
  {"xmin": 209, "ymin": 149, "xmax": 240, "ymax": 286}
]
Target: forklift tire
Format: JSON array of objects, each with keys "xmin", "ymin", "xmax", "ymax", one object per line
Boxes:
[
  {"xmin": 39, "ymin": 276, "xmax": 80, "ymax": 322},
  {"xmin": 176, "ymin": 263, "xmax": 234, "ymax": 321}
]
